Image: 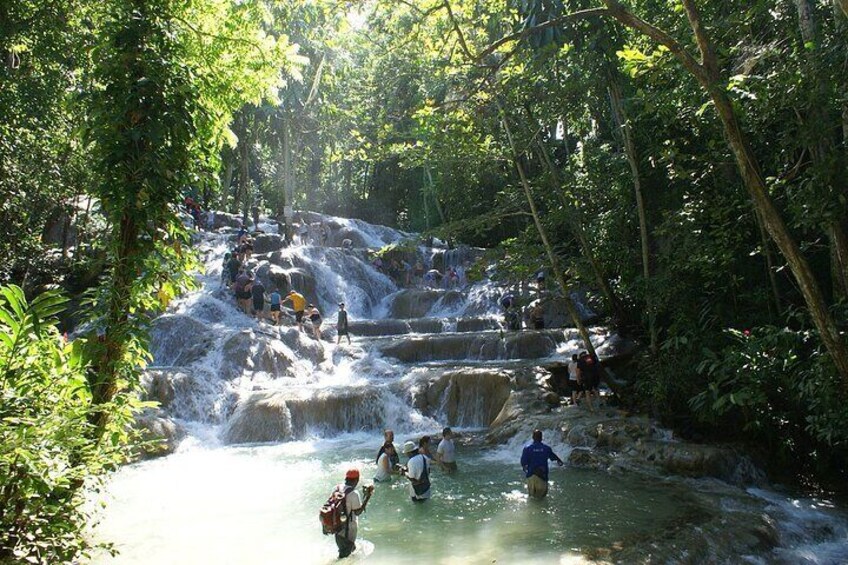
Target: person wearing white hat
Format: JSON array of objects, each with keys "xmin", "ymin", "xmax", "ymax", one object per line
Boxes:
[{"xmin": 402, "ymin": 438, "xmax": 431, "ymax": 502}]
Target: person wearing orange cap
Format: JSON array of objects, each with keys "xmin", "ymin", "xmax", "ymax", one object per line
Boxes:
[{"xmin": 334, "ymin": 468, "xmax": 374, "ymax": 558}]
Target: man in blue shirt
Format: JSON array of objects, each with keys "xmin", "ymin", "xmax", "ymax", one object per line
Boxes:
[{"xmin": 520, "ymin": 429, "xmax": 564, "ymax": 499}]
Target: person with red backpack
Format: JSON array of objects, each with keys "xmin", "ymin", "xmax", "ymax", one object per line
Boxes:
[{"xmin": 320, "ymin": 468, "xmax": 373, "ymax": 558}]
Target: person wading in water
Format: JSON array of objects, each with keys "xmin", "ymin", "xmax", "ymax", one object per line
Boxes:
[{"xmin": 520, "ymin": 429, "xmax": 564, "ymax": 499}]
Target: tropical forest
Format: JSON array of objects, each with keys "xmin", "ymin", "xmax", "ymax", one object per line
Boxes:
[{"xmin": 2, "ymin": 0, "xmax": 848, "ymax": 563}]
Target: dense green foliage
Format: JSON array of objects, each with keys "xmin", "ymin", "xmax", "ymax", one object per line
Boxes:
[
  {"xmin": 217, "ymin": 0, "xmax": 848, "ymax": 473},
  {"xmin": 1, "ymin": 0, "xmax": 294, "ymax": 560},
  {"xmin": 2, "ymin": 0, "xmax": 848, "ymax": 559},
  {"xmin": 0, "ymin": 286, "xmax": 140, "ymax": 562}
]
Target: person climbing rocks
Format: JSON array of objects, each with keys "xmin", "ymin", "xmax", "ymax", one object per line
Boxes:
[
  {"xmin": 568, "ymin": 353, "xmax": 582, "ymax": 406},
  {"xmin": 402, "ymin": 438, "xmax": 431, "ymax": 502},
  {"xmin": 282, "ymin": 290, "xmax": 307, "ymax": 331},
  {"xmin": 251, "ymin": 277, "xmax": 265, "ymax": 320},
  {"xmin": 530, "ymin": 302, "xmax": 545, "ymax": 330},
  {"xmin": 413, "ymin": 260, "xmax": 424, "ymax": 286},
  {"xmin": 520, "ymin": 429, "xmax": 564, "ymax": 499},
  {"xmin": 269, "ymin": 288, "xmax": 282, "ymax": 325},
  {"xmin": 251, "ymin": 205, "xmax": 260, "ymax": 230},
  {"xmin": 225, "ymin": 253, "xmax": 241, "ymax": 288},
  {"xmin": 234, "ymin": 270, "xmax": 253, "ymax": 315},
  {"xmin": 308, "ymin": 303, "xmax": 322, "ymax": 340},
  {"xmin": 374, "ymin": 442, "xmax": 397, "ymax": 483},
  {"xmin": 220, "ymin": 253, "xmax": 232, "ymax": 288},
  {"xmin": 577, "ymin": 350, "xmax": 601, "ymax": 413},
  {"xmin": 375, "ymin": 429, "xmax": 400, "ymax": 470},
  {"xmin": 435, "ymin": 427, "xmax": 457, "ymax": 473},
  {"xmin": 337, "ymin": 302, "xmax": 351, "ymax": 345},
  {"xmin": 332, "ymin": 469, "xmax": 374, "ymax": 559},
  {"xmin": 425, "ymin": 269, "xmax": 442, "ymax": 288},
  {"xmin": 500, "ymin": 292, "xmax": 515, "ymax": 310},
  {"xmin": 535, "ymin": 269, "xmax": 546, "ymax": 293}
]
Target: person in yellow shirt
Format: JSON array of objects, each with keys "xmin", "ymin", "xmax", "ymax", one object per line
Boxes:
[{"xmin": 282, "ymin": 290, "xmax": 307, "ymax": 332}]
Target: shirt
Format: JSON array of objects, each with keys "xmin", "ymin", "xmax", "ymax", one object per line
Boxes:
[
  {"xmin": 406, "ymin": 453, "xmax": 431, "ymax": 500},
  {"xmin": 374, "ymin": 452, "xmax": 392, "ymax": 482},
  {"xmin": 269, "ymin": 292, "xmax": 281, "ymax": 306},
  {"xmin": 339, "ymin": 485, "xmax": 362, "ymax": 541},
  {"xmin": 284, "ymin": 292, "xmax": 306, "ymax": 311},
  {"xmin": 520, "ymin": 441, "xmax": 559, "ymax": 481},
  {"xmin": 568, "ymin": 361, "xmax": 579, "ymax": 381},
  {"xmin": 251, "ymin": 282, "xmax": 265, "ymax": 300},
  {"xmin": 436, "ymin": 438, "xmax": 455, "ymax": 464}
]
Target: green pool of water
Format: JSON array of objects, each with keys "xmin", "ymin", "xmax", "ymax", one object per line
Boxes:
[{"xmin": 90, "ymin": 438, "xmax": 707, "ymax": 564}]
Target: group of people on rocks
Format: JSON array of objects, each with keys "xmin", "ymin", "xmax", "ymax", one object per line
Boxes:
[
  {"xmin": 567, "ymin": 351, "xmax": 601, "ymax": 411},
  {"xmin": 500, "ymin": 292, "xmax": 548, "ymax": 331},
  {"xmin": 370, "ymin": 254, "xmax": 471, "ymax": 291},
  {"xmin": 328, "ymin": 427, "xmax": 562, "ymax": 559}
]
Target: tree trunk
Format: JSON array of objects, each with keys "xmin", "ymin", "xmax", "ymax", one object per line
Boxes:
[
  {"xmin": 607, "ymin": 78, "xmax": 657, "ymax": 352},
  {"xmin": 238, "ymin": 124, "xmax": 250, "ymax": 226},
  {"xmin": 425, "ymin": 167, "xmax": 447, "ymax": 223},
  {"xmin": 754, "ymin": 207, "xmax": 783, "ymax": 316},
  {"xmin": 601, "ymin": 0, "xmax": 848, "ymax": 386},
  {"xmin": 794, "ymin": 0, "xmax": 848, "ymax": 300},
  {"xmin": 282, "ymin": 119, "xmax": 294, "ymax": 211},
  {"xmin": 533, "ymin": 134, "xmax": 626, "ymax": 324},
  {"xmin": 499, "ymin": 102, "xmax": 598, "ymax": 357}
]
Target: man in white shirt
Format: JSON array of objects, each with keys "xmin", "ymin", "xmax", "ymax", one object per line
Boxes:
[
  {"xmin": 334, "ymin": 469, "xmax": 373, "ymax": 558},
  {"xmin": 402, "ymin": 439, "xmax": 431, "ymax": 502},
  {"xmin": 436, "ymin": 427, "xmax": 457, "ymax": 473}
]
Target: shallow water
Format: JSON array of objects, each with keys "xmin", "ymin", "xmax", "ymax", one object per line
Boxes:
[{"xmin": 91, "ymin": 437, "xmax": 708, "ymax": 564}]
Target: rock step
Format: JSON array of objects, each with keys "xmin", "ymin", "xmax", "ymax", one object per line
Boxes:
[{"xmin": 347, "ymin": 317, "xmax": 501, "ymax": 337}]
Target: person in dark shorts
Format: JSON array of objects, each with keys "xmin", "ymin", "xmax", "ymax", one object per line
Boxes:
[
  {"xmin": 226, "ymin": 254, "xmax": 241, "ymax": 288},
  {"xmin": 251, "ymin": 278, "xmax": 265, "ymax": 319},
  {"xmin": 530, "ymin": 302, "xmax": 545, "ymax": 330},
  {"xmin": 282, "ymin": 290, "xmax": 306, "ymax": 331},
  {"xmin": 308, "ymin": 304, "xmax": 322, "ymax": 340},
  {"xmin": 577, "ymin": 351, "xmax": 600, "ymax": 412},
  {"xmin": 269, "ymin": 289, "xmax": 282, "ymax": 325},
  {"xmin": 337, "ymin": 302, "xmax": 351, "ymax": 345}
]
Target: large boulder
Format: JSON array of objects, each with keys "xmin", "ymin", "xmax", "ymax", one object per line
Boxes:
[
  {"xmin": 150, "ymin": 315, "xmax": 216, "ymax": 366},
  {"xmin": 222, "ymin": 387, "xmax": 387, "ymax": 444},
  {"xmin": 133, "ymin": 409, "xmax": 185, "ymax": 459},
  {"xmin": 211, "ymin": 211, "xmax": 243, "ymax": 230},
  {"xmin": 220, "ymin": 330, "xmax": 296, "ymax": 380},
  {"xmin": 329, "ymin": 227, "xmax": 370, "ymax": 248},
  {"xmin": 388, "ymin": 289, "xmax": 459, "ymax": 318},
  {"xmin": 252, "ymin": 233, "xmax": 286, "ymax": 254},
  {"xmin": 419, "ymin": 369, "xmax": 513, "ymax": 427}
]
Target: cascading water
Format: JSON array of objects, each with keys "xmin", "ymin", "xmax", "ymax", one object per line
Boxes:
[{"xmin": 90, "ymin": 211, "xmax": 848, "ymax": 564}]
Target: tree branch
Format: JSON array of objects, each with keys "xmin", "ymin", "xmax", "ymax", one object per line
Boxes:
[
  {"xmin": 475, "ymin": 8, "xmax": 609, "ymax": 62},
  {"xmin": 600, "ymin": 0, "xmax": 709, "ymax": 85}
]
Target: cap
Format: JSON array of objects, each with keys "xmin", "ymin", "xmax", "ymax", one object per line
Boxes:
[
  {"xmin": 345, "ymin": 468, "xmax": 360, "ymax": 480},
  {"xmin": 402, "ymin": 441, "xmax": 417, "ymax": 454}
]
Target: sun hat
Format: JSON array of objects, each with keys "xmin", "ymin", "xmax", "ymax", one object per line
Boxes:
[{"xmin": 402, "ymin": 441, "xmax": 417, "ymax": 454}]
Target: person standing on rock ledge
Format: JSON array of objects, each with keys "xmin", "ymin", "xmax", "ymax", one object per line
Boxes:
[
  {"xmin": 337, "ymin": 302, "xmax": 351, "ymax": 345},
  {"xmin": 521, "ymin": 429, "xmax": 564, "ymax": 499}
]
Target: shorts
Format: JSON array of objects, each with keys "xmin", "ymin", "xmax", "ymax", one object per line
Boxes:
[
  {"xmin": 587, "ymin": 374, "xmax": 600, "ymax": 390},
  {"xmin": 532, "ymin": 319, "xmax": 545, "ymax": 330},
  {"xmin": 442, "ymin": 461, "xmax": 458, "ymax": 473},
  {"xmin": 270, "ymin": 304, "xmax": 281, "ymax": 312},
  {"xmin": 236, "ymin": 290, "xmax": 251, "ymax": 300},
  {"xmin": 569, "ymin": 379, "xmax": 582, "ymax": 392},
  {"xmin": 295, "ymin": 310, "xmax": 304, "ymax": 322},
  {"xmin": 337, "ymin": 326, "xmax": 349, "ymax": 335},
  {"xmin": 253, "ymin": 298, "xmax": 264, "ymax": 311},
  {"xmin": 526, "ymin": 475, "xmax": 548, "ymax": 499}
]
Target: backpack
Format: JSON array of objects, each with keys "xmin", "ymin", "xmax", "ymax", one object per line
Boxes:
[{"xmin": 319, "ymin": 485, "xmax": 352, "ymax": 535}]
